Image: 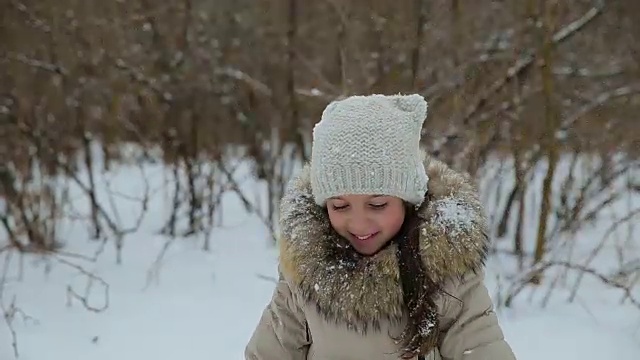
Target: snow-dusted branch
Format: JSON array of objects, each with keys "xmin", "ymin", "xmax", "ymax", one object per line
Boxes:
[
  {"xmin": 214, "ymin": 67, "xmax": 273, "ymax": 97},
  {"xmin": 560, "ymin": 83, "xmax": 640, "ymax": 132},
  {"xmin": 551, "ymin": 0, "xmax": 605, "ymax": 43},
  {"xmin": 1, "ymin": 52, "xmax": 67, "ymax": 75},
  {"xmin": 433, "ymin": 0, "xmax": 607, "ymax": 155},
  {"xmin": 9, "ymin": 0, "xmax": 52, "ymax": 34},
  {"xmin": 111, "ymin": 58, "xmax": 173, "ymax": 103},
  {"xmin": 215, "ymin": 66, "xmax": 337, "ymax": 102}
]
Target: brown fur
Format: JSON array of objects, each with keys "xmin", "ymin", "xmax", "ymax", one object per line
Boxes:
[{"xmin": 277, "ymin": 154, "xmax": 489, "ymax": 347}]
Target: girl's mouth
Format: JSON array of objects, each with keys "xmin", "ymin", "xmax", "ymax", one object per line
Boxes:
[{"xmin": 351, "ymin": 232, "xmax": 379, "ymax": 241}]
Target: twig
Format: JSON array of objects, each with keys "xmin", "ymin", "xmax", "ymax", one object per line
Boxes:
[
  {"xmin": 505, "ymin": 260, "xmax": 640, "ymax": 309},
  {"xmin": 0, "ymin": 249, "xmax": 14, "ymax": 310},
  {"xmin": 0, "ymin": 248, "xmax": 18, "ymax": 357},
  {"xmin": 214, "ymin": 67, "xmax": 273, "ymax": 97},
  {"xmin": 216, "ymin": 157, "xmax": 277, "ymax": 240},
  {"xmin": 144, "ymin": 237, "xmax": 177, "ymax": 289},
  {"xmin": 56, "ymin": 256, "xmax": 109, "ymax": 313},
  {"xmin": 1, "ymin": 248, "xmax": 39, "ymax": 358},
  {"xmin": 569, "ymin": 207, "xmax": 640, "ymax": 298},
  {"xmin": 560, "ymin": 83, "xmax": 640, "ymax": 133},
  {"xmin": 1, "ymin": 52, "xmax": 66, "ymax": 75},
  {"xmin": 256, "ymin": 273, "xmax": 278, "ymax": 284},
  {"xmin": 9, "ymin": 0, "xmax": 51, "ymax": 33},
  {"xmin": 102, "ymin": 161, "xmax": 152, "ymax": 263}
]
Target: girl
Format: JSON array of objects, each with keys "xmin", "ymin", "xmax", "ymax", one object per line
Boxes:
[{"xmin": 245, "ymin": 94, "xmax": 517, "ymax": 360}]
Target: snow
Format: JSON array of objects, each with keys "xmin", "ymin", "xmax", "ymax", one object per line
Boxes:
[
  {"xmin": 1, "ymin": 152, "xmax": 639, "ymax": 360},
  {"xmin": 432, "ymin": 196, "xmax": 476, "ymax": 237}
]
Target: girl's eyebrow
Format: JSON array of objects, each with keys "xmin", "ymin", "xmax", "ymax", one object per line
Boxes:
[{"xmin": 328, "ymin": 195, "xmax": 387, "ymax": 200}]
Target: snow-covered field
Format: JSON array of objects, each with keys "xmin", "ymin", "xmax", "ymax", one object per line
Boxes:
[{"xmin": 1, "ymin": 152, "xmax": 639, "ymax": 359}]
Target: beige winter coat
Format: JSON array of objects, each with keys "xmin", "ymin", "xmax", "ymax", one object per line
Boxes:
[{"xmin": 245, "ymin": 156, "xmax": 517, "ymax": 360}]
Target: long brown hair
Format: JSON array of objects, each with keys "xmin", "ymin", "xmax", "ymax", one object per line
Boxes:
[{"xmin": 394, "ymin": 203, "xmax": 441, "ymax": 359}]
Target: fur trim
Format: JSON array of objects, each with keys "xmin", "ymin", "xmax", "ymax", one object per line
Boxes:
[{"xmin": 278, "ymin": 153, "xmax": 489, "ymax": 334}]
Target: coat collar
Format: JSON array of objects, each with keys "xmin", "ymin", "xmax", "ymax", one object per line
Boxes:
[{"xmin": 277, "ymin": 153, "xmax": 489, "ymax": 333}]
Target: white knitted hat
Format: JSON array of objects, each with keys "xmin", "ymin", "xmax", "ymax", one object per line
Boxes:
[{"xmin": 310, "ymin": 93, "xmax": 429, "ymax": 206}]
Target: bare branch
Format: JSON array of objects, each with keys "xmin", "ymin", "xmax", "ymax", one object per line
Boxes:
[
  {"xmin": 214, "ymin": 67, "xmax": 273, "ymax": 97},
  {"xmin": 57, "ymin": 256, "xmax": 110, "ymax": 313},
  {"xmin": 503, "ymin": 259, "xmax": 640, "ymax": 310},
  {"xmin": 1, "ymin": 52, "xmax": 67, "ymax": 75},
  {"xmin": 560, "ymin": 83, "xmax": 640, "ymax": 132},
  {"xmin": 433, "ymin": 0, "xmax": 607, "ymax": 154}
]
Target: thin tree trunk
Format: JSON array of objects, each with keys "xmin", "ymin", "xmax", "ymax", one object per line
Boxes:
[
  {"xmin": 531, "ymin": 0, "xmax": 560, "ymax": 285},
  {"xmin": 410, "ymin": 0, "xmax": 426, "ymax": 88}
]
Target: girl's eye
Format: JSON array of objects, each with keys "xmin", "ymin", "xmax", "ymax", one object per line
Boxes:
[
  {"xmin": 370, "ymin": 203, "xmax": 387, "ymax": 209},
  {"xmin": 331, "ymin": 204, "xmax": 348, "ymax": 211}
]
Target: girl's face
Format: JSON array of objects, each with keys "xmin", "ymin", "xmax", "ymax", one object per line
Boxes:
[{"xmin": 326, "ymin": 194, "xmax": 405, "ymax": 256}]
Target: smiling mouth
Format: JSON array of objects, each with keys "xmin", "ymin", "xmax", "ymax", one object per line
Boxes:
[{"xmin": 351, "ymin": 232, "xmax": 379, "ymax": 241}]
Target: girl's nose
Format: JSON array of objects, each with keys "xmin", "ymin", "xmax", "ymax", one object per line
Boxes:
[{"xmin": 347, "ymin": 213, "xmax": 373, "ymax": 234}]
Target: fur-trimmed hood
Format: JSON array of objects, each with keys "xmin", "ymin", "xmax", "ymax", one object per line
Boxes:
[{"xmin": 277, "ymin": 154, "xmax": 489, "ymax": 334}]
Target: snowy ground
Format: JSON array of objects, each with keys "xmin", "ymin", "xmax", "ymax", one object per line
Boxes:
[{"xmin": 1, "ymin": 154, "xmax": 639, "ymax": 359}]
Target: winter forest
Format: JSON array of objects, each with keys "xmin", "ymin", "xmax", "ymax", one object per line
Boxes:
[{"xmin": 1, "ymin": 0, "xmax": 639, "ymax": 359}]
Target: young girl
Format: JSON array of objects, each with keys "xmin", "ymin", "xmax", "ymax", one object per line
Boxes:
[{"xmin": 245, "ymin": 94, "xmax": 517, "ymax": 360}]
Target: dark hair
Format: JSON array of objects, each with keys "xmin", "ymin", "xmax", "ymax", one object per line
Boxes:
[{"xmin": 393, "ymin": 203, "xmax": 440, "ymax": 359}]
